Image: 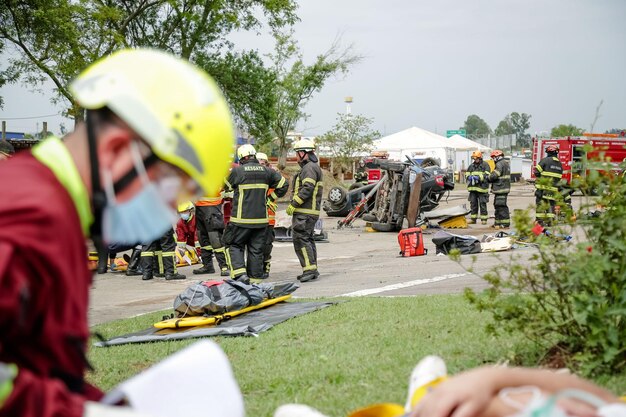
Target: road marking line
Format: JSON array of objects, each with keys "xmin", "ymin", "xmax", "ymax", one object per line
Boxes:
[{"xmin": 340, "ymin": 273, "xmax": 468, "ymax": 297}]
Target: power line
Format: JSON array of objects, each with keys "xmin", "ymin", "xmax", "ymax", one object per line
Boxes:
[{"xmin": 0, "ymin": 113, "xmax": 63, "ymax": 120}]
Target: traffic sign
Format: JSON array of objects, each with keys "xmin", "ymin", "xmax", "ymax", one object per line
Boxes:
[{"xmin": 446, "ymin": 129, "xmax": 466, "ymax": 138}]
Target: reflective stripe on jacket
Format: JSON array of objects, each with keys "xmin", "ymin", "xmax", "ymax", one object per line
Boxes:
[
  {"xmin": 465, "ymin": 161, "xmax": 491, "ymax": 193},
  {"xmin": 489, "ymin": 159, "xmax": 511, "ymax": 194},
  {"xmin": 291, "ymin": 160, "xmax": 323, "ymax": 216},
  {"xmin": 225, "ymin": 159, "xmax": 288, "ymax": 228},
  {"xmin": 534, "ymin": 156, "xmax": 563, "ymax": 193}
]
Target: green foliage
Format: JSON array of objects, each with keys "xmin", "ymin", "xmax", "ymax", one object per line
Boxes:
[
  {"xmin": 465, "ymin": 163, "xmax": 626, "ymax": 375},
  {"xmin": 551, "ymin": 124, "xmax": 585, "ymax": 137},
  {"xmin": 509, "ymin": 112, "xmax": 532, "ymax": 147},
  {"xmin": 316, "ymin": 113, "xmax": 380, "ymax": 174},
  {"xmin": 494, "ymin": 115, "xmax": 515, "ymax": 136},
  {"xmin": 268, "ymin": 30, "xmax": 361, "ymax": 169},
  {"xmin": 0, "ymin": 0, "xmax": 297, "ymax": 133},
  {"xmin": 461, "ymin": 114, "xmax": 492, "ymax": 136}
]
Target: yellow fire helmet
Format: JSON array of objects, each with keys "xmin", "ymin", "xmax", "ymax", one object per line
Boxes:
[
  {"xmin": 177, "ymin": 201, "xmax": 194, "ymax": 213},
  {"xmin": 69, "ymin": 48, "xmax": 235, "ymax": 197},
  {"xmin": 293, "ymin": 138, "xmax": 316, "ymax": 152},
  {"xmin": 256, "ymin": 152, "xmax": 268, "ymax": 161}
]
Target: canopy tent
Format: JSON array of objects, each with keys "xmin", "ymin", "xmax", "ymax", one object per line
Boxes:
[
  {"xmin": 374, "ymin": 127, "xmax": 494, "ymax": 170},
  {"xmin": 446, "ymin": 134, "xmax": 492, "ymax": 173},
  {"xmin": 446, "ymin": 134, "xmax": 490, "ymax": 151},
  {"xmin": 374, "ymin": 127, "xmax": 456, "ymax": 168}
]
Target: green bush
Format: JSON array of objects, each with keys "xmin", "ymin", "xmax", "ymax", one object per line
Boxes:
[{"xmin": 464, "ymin": 160, "xmax": 626, "ymax": 375}]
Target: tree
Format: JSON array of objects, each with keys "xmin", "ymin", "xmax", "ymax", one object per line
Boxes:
[
  {"xmin": 317, "ymin": 113, "xmax": 379, "ymax": 175},
  {"xmin": 509, "ymin": 112, "xmax": 531, "ymax": 147},
  {"xmin": 461, "ymin": 114, "xmax": 491, "ymax": 136},
  {"xmin": 494, "ymin": 115, "xmax": 515, "ymax": 136},
  {"xmin": 267, "ymin": 31, "xmax": 361, "ymax": 170},
  {"xmin": 551, "ymin": 124, "xmax": 584, "ymax": 137},
  {"xmin": 0, "ymin": 0, "xmax": 297, "ymax": 132}
]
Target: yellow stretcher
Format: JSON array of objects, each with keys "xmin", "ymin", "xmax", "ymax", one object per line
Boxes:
[{"xmin": 153, "ymin": 294, "xmax": 292, "ymax": 329}]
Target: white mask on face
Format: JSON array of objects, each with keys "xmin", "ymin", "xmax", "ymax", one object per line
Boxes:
[{"xmin": 101, "ymin": 141, "xmax": 177, "ymax": 245}]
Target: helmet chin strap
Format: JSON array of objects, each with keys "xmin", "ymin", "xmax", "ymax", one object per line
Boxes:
[{"xmin": 86, "ymin": 110, "xmax": 108, "ymax": 271}]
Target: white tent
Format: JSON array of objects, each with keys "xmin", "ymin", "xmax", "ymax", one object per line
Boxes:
[
  {"xmin": 374, "ymin": 127, "xmax": 457, "ymax": 168},
  {"xmin": 447, "ymin": 134, "xmax": 490, "ymax": 151},
  {"xmin": 446, "ymin": 134, "xmax": 491, "ymax": 173}
]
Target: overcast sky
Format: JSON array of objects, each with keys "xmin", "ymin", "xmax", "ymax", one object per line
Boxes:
[{"xmin": 1, "ymin": 0, "xmax": 625, "ymax": 137}]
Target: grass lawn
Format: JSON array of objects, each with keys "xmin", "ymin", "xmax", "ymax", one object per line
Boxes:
[{"xmin": 88, "ymin": 295, "xmax": 626, "ymax": 417}]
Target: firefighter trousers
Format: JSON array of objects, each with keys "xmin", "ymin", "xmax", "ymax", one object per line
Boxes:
[
  {"xmin": 292, "ymin": 213, "xmax": 318, "ymax": 273},
  {"xmin": 262, "ymin": 226, "xmax": 275, "ymax": 274},
  {"xmin": 468, "ymin": 192, "xmax": 489, "ymax": 222},
  {"xmin": 196, "ymin": 206, "xmax": 228, "ymax": 271},
  {"xmin": 140, "ymin": 228, "xmax": 177, "ymax": 276},
  {"xmin": 222, "ymin": 223, "xmax": 266, "ymax": 279},
  {"xmin": 493, "ymin": 194, "xmax": 510, "ymax": 226},
  {"xmin": 535, "ymin": 190, "xmax": 556, "ymax": 225}
]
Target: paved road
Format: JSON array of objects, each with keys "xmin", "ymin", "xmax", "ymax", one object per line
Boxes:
[{"xmin": 89, "ymin": 183, "xmax": 581, "ymax": 325}]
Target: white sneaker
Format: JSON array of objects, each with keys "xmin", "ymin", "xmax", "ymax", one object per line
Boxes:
[
  {"xmin": 405, "ymin": 355, "xmax": 447, "ymax": 412},
  {"xmin": 274, "ymin": 404, "xmax": 330, "ymax": 417}
]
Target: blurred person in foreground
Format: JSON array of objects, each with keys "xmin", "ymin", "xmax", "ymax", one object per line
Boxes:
[
  {"xmin": 0, "ymin": 49, "xmax": 234, "ymax": 417},
  {"xmin": 0, "ymin": 139, "xmax": 15, "ymax": 160},
  {"xmin": 276, "ymin": 356, "xmax": 625, "ymax": 417}
]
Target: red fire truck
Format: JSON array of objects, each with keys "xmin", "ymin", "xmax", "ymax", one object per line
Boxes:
[{"xmin": 531, "ymin": 132, "xmax": 626, "ymax": 184}]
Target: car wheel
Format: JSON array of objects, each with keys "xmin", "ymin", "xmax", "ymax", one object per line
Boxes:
[
  {"xmin": 328, "ymin": 186, "xmax": 347, "ymax": 204},
  {"xmin": 371, "ymin": 222, "xmax": 396, "ymax": 232}
]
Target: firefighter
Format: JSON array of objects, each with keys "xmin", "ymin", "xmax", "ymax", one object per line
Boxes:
[
  {"xmin": 175, "ymin": 201, "xmax": 202, "ymax": 261},
  {"xmin": 354, "ymin": 159, "xmax": 369, "ymax": 183},
  {"xmin": 465, "ymin": 151, "xmax": 491, "ymax": 224},
  {"xmin": 488, "ymin": 149, "xmax": 511, "ymax": 229},
  {"xmin": 223, "ymin": 144, "xmax": 288, "ymax": 283},
  {"xmin": 194, "ymin": 191, "xmax": 230, "ymax": 276},
  {"xmin": 257, "ymin": 152, "xmax": 278, "ymax": 278},
  {"xmin": 140, "ymin": 228, "xmax": 186, "ymax": 281},
  {"xmin": 534, "ymin": 144, "xmax": 563, "ymax": 226},
  {"xmin": 0, "ymin": 49, "xmax": 234, "ymax": 417},
  {"xmin": 286, "ymin": 139, "xmax": 323, "ymax": 282}
]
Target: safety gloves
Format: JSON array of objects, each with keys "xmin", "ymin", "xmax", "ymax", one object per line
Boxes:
[{"xmin": 286, "ymin": 204, "xmax": 296, "ymax": 216}]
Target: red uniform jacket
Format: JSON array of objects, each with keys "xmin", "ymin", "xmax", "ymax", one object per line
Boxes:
[
  {"xmin": 0, "ymin": 152, "xmax": 103, "ymax": 417},
  {"xmin": 175, "ymin": 215, "xmax": 199, "ymax": 247}
]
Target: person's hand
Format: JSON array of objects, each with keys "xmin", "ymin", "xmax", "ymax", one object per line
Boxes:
[
  {"xmin": 286, "ymin": 204, "xmax": 296, "ymax": 216},
  {"xmin": 410, "ymin": 368, "xmax": 499, "ymax": 417},
  {"xmin": 267, "ymin": 200, "xmax": 278, "ymax": 212}
]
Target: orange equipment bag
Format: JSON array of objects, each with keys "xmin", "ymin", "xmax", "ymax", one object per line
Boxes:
[{"xmin": 398, "ymin": 227, "xmax": 427, "ymax": 257}]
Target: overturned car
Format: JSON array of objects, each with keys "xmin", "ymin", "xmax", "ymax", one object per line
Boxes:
[{"xmin": 324, "ymin": 158, "xmax": 455, "ymax": 231}]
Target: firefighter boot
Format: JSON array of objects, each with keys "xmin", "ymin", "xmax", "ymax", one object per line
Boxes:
[
  {"xmin": 140, "ymin": 252, "xmax": 154, "ymax": 281},
  {"xmin": 163, "ymin": 253, "xmax": 186, "ymax": 280},
  {"xmin": 468, "ymin": 218, "xmax": 477, "ymax": 224},
  {"xmin": 193, "ymin": 262, "xmax": 216, "ymax": 275},
  {"xmin": 298, "ymin": 270, "xmax": 319, "ymax": 283},
  {"xmin": 125, "ymin": 248, "xmax": 142, "ymax": 276},
  {"xmin": 233, "ymin": 274, "xmax": 250, "ymax": 285}
]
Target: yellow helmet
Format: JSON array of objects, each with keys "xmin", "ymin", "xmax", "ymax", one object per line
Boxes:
[
  {"xmin": 293, "ymin": 138, "xmax": 316, "ymax": 152},
  {"xmin": 256, "ymin": 152, "xmax": 268, "ymax": 161},
  {"xmin": 69, "ymin": 48, "xmax": 235, "ymax": 197},
  {"xmin": 471, "ymin": 151, "xmax": 483, "ymax": 159},
  {"xmin": 177, "ymin": 201, "xmax": 194, "ymax": 213},
  {"xmin": 237, "ymin": 144, "xmax": 256, "ymax": 160}
]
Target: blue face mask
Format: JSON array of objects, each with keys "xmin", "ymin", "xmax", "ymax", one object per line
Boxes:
[
  {"xmin": 180, "ymin": 212, "xmax": 191, "ymax": 221},
  {"xmin": 101, "ymin": 142, "xmax": 177, "ymax": 245}
]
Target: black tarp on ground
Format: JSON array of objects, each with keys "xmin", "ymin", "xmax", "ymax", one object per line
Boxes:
[
  {"xmin": 431, "ymin": 230, "xmax": 481, "ymax": 255},
  {"xmin": 95, "ymin": 301, "xmax": 335, "ymax": 347}
]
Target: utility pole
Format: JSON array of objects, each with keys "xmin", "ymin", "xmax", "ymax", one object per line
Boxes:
[{"xmin": 2, "ymin": 121, "xmax": 5, "ymax": 140}]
